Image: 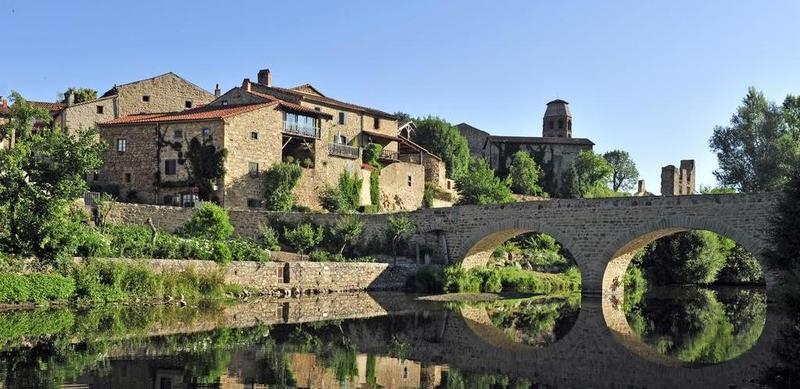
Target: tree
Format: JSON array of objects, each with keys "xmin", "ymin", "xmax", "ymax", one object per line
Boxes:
[
  {"xmin": 0, "ymin": 92, "xmax": 105, "ymax": 263},
  {"xmin": 770, "ymin": 169, "xmax": 800, "ymax": 270},
  {"xmin": 393, "ymin": 112, "xmax": 413, "ymax": 123},
  {"xmin": 388, "ymin": 214, "xmax": 416, "ymax": 264},
  {"xmin": 603, "ymin": 150, "xmax": 639, "ymax": 192},
  {"xmin": 178, "ymin": 203, "xmax": 234, "ymax": 241},
  {"xmin": 412, "ymin": 116, "xmax": 470, "ymax": 179},
  {"xmin": 641, "ymin": 231, "xmax": 729, "ymax": 285},
  {"xmin": 59, "ymin": 87, "xmax": 98, "ymax": 104},
  {"xmin": 331, "ymin": 215, "xmax": 365, "ymax": 254},
  {"xmin": 284, "ymin": 223, "xmax": 324, "ymax": 258},
  {"xmin": 570, "ymin": 150, "xmax": 613, "ymax": 198},
  {"xmin": 263, "ymin": 163, "xmax": 303, "ymax": 211},
  {"xmin": 509, "ymin": 151, "xmax": 547, "ymax": 196},
  {"xmin": 709, "ymin": 87, "xmax": 799, "ymax": 192},
  {"xmin": 454, "ymin": 158, "xmax": 515, "ymax": 205}
]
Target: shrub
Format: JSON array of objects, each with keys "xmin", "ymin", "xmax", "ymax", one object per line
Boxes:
[
  {"xmin": 210, "ymin": 241, "xmax": 233, "ymax": 264},
  {"xmin": 104, "ymin": 224, "xmax": 153, "ymax": 258},
  {"xmin": 179, "ymin": 203, "xmax": 234, "ymax": 241},
  {"xmin": 388, "ymin": 214, "xmax": 416, "ymax": 263},
  {"xmin": 73, "ymin": 260, "xmax": 128, "ymax": 302},
  {"xmin": 228, "ymin": 239, "xmax": 270, "ymax": 262},
  {"xmin": 320, "ymin": 171, "xmax": 363, "ymax": 213},
  {"xmin": 423, "ymin": 184, "xmax": 434, "ymax": 208},
  {"xmin": 363, "ymin": 143, "xmax": 383, "ymax": 167},
  {"xmin": 120, "ymin": 264, "xmax": 162, "ymax": 299},
  {"xmin": 0, "ymin": 273, "xmax": 76, "ymax": 303},
  {"xmin": 74, "ymin": 226, "xmax": 112, "ymax": 258},
  {"xmin": 405, "ymin": 266, "xmax": 444, "ymax": 293},
  {"xmin": 284, "ymin": 223, "xmax": 324, "ymax": 256},
  {"xmin": 152, "ymin": 233, "xmax": 184, "ymax": 259},
  {"xmin": 331, "ymin": 215, "xmax": 365, "ymax": 254},
  {"xmin": 263, "ymin": 163, "xmax": 303, "ymax": 211},
  {"xmin": 257, "ymin": 223, "xmax": 281, "ymax": 251},
  {"xmin": 161, "ymin": 267, "xmax": 225, "ymax": 300}
]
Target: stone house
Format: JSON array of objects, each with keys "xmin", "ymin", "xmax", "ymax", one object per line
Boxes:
[
  {"xmin": 26, "ymin": 73, "xmax": 215, "ymax": 133},
  {"xmin": 94, "ymin": 69, "xmax": 449, "ymax": 211},
  {"xmin": 457, "ymin": 99, "xmax": 594, "ymax": 196}
]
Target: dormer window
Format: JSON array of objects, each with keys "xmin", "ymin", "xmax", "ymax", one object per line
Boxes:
[{"xmin": 142, "ymin": 95, "xmax": 151, "ymax": 102}]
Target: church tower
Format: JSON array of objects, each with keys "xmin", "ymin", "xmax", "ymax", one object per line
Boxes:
[{"xmin": 542, "ymin": 99, "xmax": 572, "ymax": 138}]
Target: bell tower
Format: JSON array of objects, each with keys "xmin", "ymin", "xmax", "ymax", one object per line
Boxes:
[{"xmin": 542, "ymin": 99, "xmax": 572, "ymax": 138}]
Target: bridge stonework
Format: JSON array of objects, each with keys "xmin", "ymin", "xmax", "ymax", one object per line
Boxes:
[{"xmin": 411, "ymin": 192, "xmax": 780, "ymax": 295}]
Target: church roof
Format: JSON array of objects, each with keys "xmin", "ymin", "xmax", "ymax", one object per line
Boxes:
[
  {"xmin": 487, "ymin": 135, "xmax": 594, "ymax": 146},
  {"xmin": 544, "ymin": 99, "xmax": 571, "ymax": 117}
]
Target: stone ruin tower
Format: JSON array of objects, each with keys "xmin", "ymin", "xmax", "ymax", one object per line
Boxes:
[
  {"xmin": 542, "ymin": 99, "xmax": 572, "ymax": 138},
  {"xmin": 661, "ymin": 160, "xmax": 695, "ymax": 195}
]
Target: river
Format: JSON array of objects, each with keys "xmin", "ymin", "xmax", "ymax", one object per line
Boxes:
[{"xmin": 0, "ymin": 287, "xmax": 779, "ymax": 388}]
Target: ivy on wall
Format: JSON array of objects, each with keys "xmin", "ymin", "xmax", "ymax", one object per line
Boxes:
[{"xmin": 155, "ymin": 128, "xmax": 227, "ymax": 202}]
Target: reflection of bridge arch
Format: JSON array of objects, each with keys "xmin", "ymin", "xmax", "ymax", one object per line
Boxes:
[{"xmin": 458, "ymin": 219, "xmax": 578, "ymax": 269}]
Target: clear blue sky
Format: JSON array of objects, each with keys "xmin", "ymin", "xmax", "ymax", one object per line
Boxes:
[{"xmin": 2, "ymin": 0, "xmax": 799, "ymax": 193}]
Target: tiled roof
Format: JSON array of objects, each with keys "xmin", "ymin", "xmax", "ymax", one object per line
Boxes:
[
  {"xmin": 28, "ymin": 101, "xmax": 66, "ymax": 113},
  {"xmin": 244, "ymin": 90, "xmax": 332, "ymax": 119},
  {"xmin": 251, "ymin": 82, "xmax": 396, "ymax": 119},
  {"xmin": 98, "ymin": 103, "xmax": 274, "ymax": 126},
  {"xmin": 488, "ymin": 135, "xmax": 594, "ymax": 146}
]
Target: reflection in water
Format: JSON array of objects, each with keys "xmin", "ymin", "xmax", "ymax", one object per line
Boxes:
[
  {"xmin": 624, "ymin": 287, "xmax": 767, "ymax": 365},
  {"xmin": 458, "ymin": 294, "xmax": 581, "ymax": 348},
  {"xmin": 0, "ymin": 291, "xmax": 780, "ymax": 388}
]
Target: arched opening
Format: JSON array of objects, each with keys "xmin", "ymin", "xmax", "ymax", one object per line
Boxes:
[{"xmin": 602, "ymin": 225, "xmax": 768, "ymax": 366}]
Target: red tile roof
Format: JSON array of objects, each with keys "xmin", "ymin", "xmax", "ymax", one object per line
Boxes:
[
  {"xmin": 251, "ymin": 82, "xmax": 396, "ymax": 119},
  {"xmin": 28, "ymin": 101, "xmax": 66, "ymax": 114},
  {"xmin": 244, "ymin": 89, "xmax": 333, "ymax": 119},
  {"xmin": 98, "ymin": 103, "xmax": 274, "ymax": 126}
]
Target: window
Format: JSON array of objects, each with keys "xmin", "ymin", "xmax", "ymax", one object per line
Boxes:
[
  {"xmin": 116, "ymin": 138, "xmax": 127, "ymax": 153},
  {"xmin": 338, "ymin": 112, "xmax": 345, "ymax": 125},
  {"xmin": 163, "ymin": 195, "xmax": 174, "ymax": 205},
  {"xmin": 314, "ymin": 107, "xmax": 321, "ymax": 111},
  {"xmin": 334, "ymin": 134, "xmax": 347, "ymax": 144},
  {"xmin": 142, "ymin": 95, "xmax": 150, "ymax": 102},
  {"xmin": 247, "ymin": 198, "xmax": 261, "ymax": 208},
  {"xmin": 407, "ymin": 175, "xmax": 412, "ymax": 187},
  {"xmin": 96, "ymin": 105, "xmax": 104, "ymax": 114},
  {"xmin": 92, "ymin": 171, "xmax": 99, "ymax": 181},
  {"xmin": 248, "ymin": 162, "xmax": 260, "ymax": 177},
  {"xmin": 173, "ymin": 129, "xmax": 183, "ymax": 139},
  {"xmin": 124, "ymin": 173, "xmax": 131, "ymax": 183},
  {"xmin": 250, "ymin": 131, "xmax": 259, "ymax": 140},
  {"xmin": 165, "ymin": 159, "xmax": 177, "ymax": 175},
  {"xmin": 549, "ymin": 120, "xmax": 554, "ymax": 129},
  {"xmin": 221, "ymin": 100, "xmax": 228, "ymax": 106},
  {"xmin": 373, "ymin": 117, "xmax": 380, "ymax": 129},
  {"xmin": 185, "ymin": 100, "xmax": 192, "ymax": 109},
  {"xmin": 558, "ymin": 118, "xmax": 564, "ymax": 129},
  {"xmin": 202, "ymin": 128, "xmax": 211, "ymax": 137}
]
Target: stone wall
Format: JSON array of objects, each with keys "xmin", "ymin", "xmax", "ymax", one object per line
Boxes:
[
  {"xmin": 115, "ymin": 73, "xmax": 214, "ymax": 117},
  {"xmin": 487, "ymin": 140, "xmax": 592, "ymax": 196},
  {"xmin": 55, "ymin": 95, "xmax": 117, "ymax": 132},
  {"xmin": 378, "ymin": 161, "xmax": 425, "ymax": 212},
  {"xmin": 106, "ymin": 257, "xmax": 419, "ymax": 293}
]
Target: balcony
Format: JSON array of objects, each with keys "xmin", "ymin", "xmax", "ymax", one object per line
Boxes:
[
  {"xmin": 378, "ymin": 149, "xmax": 400, "ymax": 162},
  {"xmin": 329, "ymin": 143, "xmax": 360, "ymax": 159},
  {"xmin": 282, "ymin": 121, "xmax": 318, "ymax": 138}
]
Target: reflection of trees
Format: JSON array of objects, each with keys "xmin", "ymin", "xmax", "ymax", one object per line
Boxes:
[
  {"xmin": 625, "ymin": 288, "xmax": 766, "ymax": 364},
  {"xmin": 445, "ymin": 368, "xmax": 533, "ymax": 389},
  {"xmin": 479, "ymin": 295, "xmax": 581, "ymax": 347}
]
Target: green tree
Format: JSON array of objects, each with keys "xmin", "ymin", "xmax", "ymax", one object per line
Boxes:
[
  {"xmin": 284, "ymin": 223, "xmax": 324, "ymax": 258},
  {"xmin": 59, "ymin": 87, "xmax": 98, "ymax": 105},
  {"xmin": 709, "ymin": 87, "xmax": 799, "ymax": 192},
  {"xmin": 570, "ymin": 150, "xmax": 613, "ymax": 198},
  {"xmin": 412, "ymin": 116, "xmax": 470, "ymax": 179},
  {"xmin": 178, "ymin": 203, "xmax": 234, "ymax": 241},
  {"xmin": 509, "ymin": 151, "xmax": 547, "ymax": 196},
  {"xmin": 455, "ymin": 158, "xmax": 515, "ymax": 205},
  {"xmin": 263, "ymin": 163, "xmax": 303, "ymax": 211},
  {"xmin": 388, "ymin": 214, "xmax": 415, "ymax": 264},
  {"xmin": 641, "ymin": 231, "xmax": 729, "ymax": 285},
  {"xmin": 331, "ymin": 215, "xmax": 365, "ymax": 254},
  {"xmin": 603, "ymin": 150, "xmax": 639, "ymax": 192},
  {"xmin": 0, "ymin": 92, "xmax": 104, "ymax": 263},
  {"xmin": 362, "ymin": 143, "xmax": 383, "ymax": 167}
]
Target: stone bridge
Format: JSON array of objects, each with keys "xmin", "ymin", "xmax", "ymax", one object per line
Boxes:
[
  {"xmin": 409, "ymin": 192, "xmax": 780, "ymax": 295},
  {"xmin": 107, "ymin": 192, "xmax": 780, "ymax": 296}
]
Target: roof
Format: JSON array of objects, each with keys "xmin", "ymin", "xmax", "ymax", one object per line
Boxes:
[
  {"xmin": 544, "ymin": 99, "xmax": 571, "ymax": 117},
  {"xmin": 250, "ymin": 81, "xmax": 397, "ymax": 119},
  {"xmin": 101, "ymin": 72, "xmax": 212, "ymax": 98},
  {"xmin": 98, "ymin": 103, "xmax": 274, "ymax": 126},
  {"xmin": 487, "ymin": 135, "xmax": 594, "ymax": 146},
  {"xmin": 28, "ymin": 101, "xmax": 66, "ymax": 114},
  {"xmin": 243, "ymin": 89, "xmax": 333, "ymax": 119}
]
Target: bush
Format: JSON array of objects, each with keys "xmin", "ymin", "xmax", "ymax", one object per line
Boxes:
[
  {"xmin": 74, "ymin": 226, "xmax": 112, "ymax": 258},
  {"xmin": 210, "ymin": 241, "xmax": 233, "ymax": 264},
  {"xmin": 161, "ymin": 267, "xmax": 225, "ymax": 300},
  {"xmin": 73, "ymin": 260, "xmax": 129, "ymax": 302},
  {"xmin": 0, "ymin": 273, "xmax": 76, "ymax": 303},
  {"xmin": 105, "ymin": 224, "xmax": 154, "ymax": 258},
  {"xmin": 370, "ymin": 169, "xmax": 381, "ymax": 209},
  {"xmin": 179, "ymin": 203, "xmax": 234, "ymax": 241},
  {"xmin": 442, "ymin": 265, "xmax": 580, "ymax": 294},
  {"xmin": 331, "ymin": 215, "xmax": 365, "ymax": 254},
  {"xmin": 263, "ymin": 163, "xmax": 303, "ymax": 211},
  {"xmin": 423, "ymin": 184, "xmax": 434, "ymax": 208},
  {"xmin": 120, "ymin": 264, "xmax": 162, "ymax": 299},
  {"xmin": 363, "ymin": 143, "xmax": 383, "ymax": 167},
  {"xmin": 257, "ymin": 223, "xmax": 281, "ymax": 251},
  {"xmin": 284, "ymin": 223, "xmax": 324, "ymax": 256},
  {"xmin": 228, "ymin": 239, "xmax": 270, "ymax": 262},
  {"xmin": 152, "ymin": 233, "xmax": 184, "ymax": 259},
  {"xmin": 320, "ymin": 171, "xmax": 363, "ymax": 213},
  {"xmin": 404, "ymin": 266, "xmax": 444, "ymax": 293}
]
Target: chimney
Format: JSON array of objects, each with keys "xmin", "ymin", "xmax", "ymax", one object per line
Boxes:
[
  {"xmin": 0, "ymin": 96, "xmax": 6, "ymax": 108},
  {"xmin": 214, "ymin": 83, "xmax": 221, "ymax": 97},
  {"xmin": 257, "ymin": 69, "xmax": 272, "ymax": 87},
  {"xmin": 637, "ymin": 180, "xmax": 646, "ymax": 194},
  {"xmin": 66, "ymin": 91, "xmax": 75, "ymax": 107},
  {"xmin": 242, "ymin": 78, "xmax": 252, "ymax": 92}
]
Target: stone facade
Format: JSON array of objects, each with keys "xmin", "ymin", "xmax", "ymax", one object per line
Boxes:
[
  {"xmin": 53, "ymin": 73, "xmax": 215, "ymax": 132},
  {"xmin": 660, "ymin": 159, "xmax": 695, "ymax": 195},
  {"xmin": 457, "ymin": 99, "xmax": 594, "ymax": 197}
]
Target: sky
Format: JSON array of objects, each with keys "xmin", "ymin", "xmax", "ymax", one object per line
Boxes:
[{"xmin": 2, "ymin": 0, "xmax": 799, "ymax": 193}]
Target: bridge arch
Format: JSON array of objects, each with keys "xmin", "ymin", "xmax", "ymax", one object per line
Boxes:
[
  {"xmin": 600, "ymin": 214, "xmax": 773, "ymax": 366},
  {"xmin": 457, "ymin": 219, "xmax": 580, "ymax": 270}
]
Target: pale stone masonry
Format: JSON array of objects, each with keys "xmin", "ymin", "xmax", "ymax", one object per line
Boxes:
[
  {"xmin": 95, "ymin": 69, "xmax": 449, "ymax": 211},
  {"xmin": 457, "ymin": 99, "xmax": 594, "ymax": 196}
]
